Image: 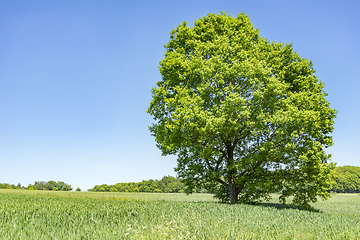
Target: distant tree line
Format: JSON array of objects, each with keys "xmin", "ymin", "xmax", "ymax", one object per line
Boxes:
[
  {"xmin": 330, "ymin": 166, "xmax": 360, "ymax": 193},
  {"xmin": 0, "ymin": 183, "xmax": 23, "ymax": 190},
  {"xmin": 88, "ymin": 176, "xmax": 208, "ymax": 193},
  {"xmin": 0, "ymin": 181, "xmax": 72, "ymax": 191},
  {"xmin": 1, "ymin": 166, "xmax": 359, "ymax": 193},
  {"xmin": 88, "ymin": 168, "xmax": 360, "ymax": 194}
]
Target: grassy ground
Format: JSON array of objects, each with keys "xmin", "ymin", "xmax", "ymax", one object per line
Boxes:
[
  {"xmin": 0, "ymin": 189, "xmax": 215, "ymax": 202},
  {"xmin": 0, "ymin": 189, "xmax": 359, "ymax": 239}
]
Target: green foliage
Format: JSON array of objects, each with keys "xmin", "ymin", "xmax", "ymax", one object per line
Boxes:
[
  {"xmin": 0, "ymin": 183, "xmax": 23, "ymax": 190},
  {"xmin": 148, "ymin": 12, "xmax": 337, "ymax": 208},
  {"xmin": 25, "ymin": 181, "xmax": 72, "ymax": 191},
  {"xmin": 109, "ymin": 187, "xmax": 119, "ymax": 192},
  {"xmin": 331, "ymin": 166, "xmax": 360, "ymax": 193},
  {"xmin": 88, "ymin": 176, "xmax": 206, "ymax": 194},
  {"xmin": 0, "ymin": 190, "xmax": 359, "ymax": 239},
  {"xmin": 76, "ymin": 188, "xmax": 81, "ymax": 192},
  {"xmin": 28, "ymin": 181, "xmax": 46, "ymax": 190}
]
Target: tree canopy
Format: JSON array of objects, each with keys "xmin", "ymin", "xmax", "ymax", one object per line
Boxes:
[
  {"xmin": 148, "ymin": 12, "xmax": 337, "ymax": 208},
  {"xmin": 0, "ymin": 181, "xmax": 72, "ymax": 191},
  {"xmin": 26, "ymin": 181, "xmax": 72, "ymax": 191},
  {"xmin": 331, "ymin": 166, "xmax": 360, "ymax": 193}
]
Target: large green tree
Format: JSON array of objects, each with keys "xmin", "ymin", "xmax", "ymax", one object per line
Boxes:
[{"xmin": 148, "ymin": 12, "xmax": 337, "ymax": 208}]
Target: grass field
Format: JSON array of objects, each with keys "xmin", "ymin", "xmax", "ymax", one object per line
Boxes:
[{"xmin": 0, "ymin": 190, "xmax": 359, "ymax": 239}]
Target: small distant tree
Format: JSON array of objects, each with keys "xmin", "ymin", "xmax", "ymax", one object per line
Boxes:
[
  {"xmin": 76, "ymin": 188, "xmax": 81, "ymax": 192},
  {"xmin": 44, "ymin": 181, "xmax": 57, "ymax": 190},
  {"xmin": 34, "ymin": 181, "xmax": 46, "ymax": 190}
]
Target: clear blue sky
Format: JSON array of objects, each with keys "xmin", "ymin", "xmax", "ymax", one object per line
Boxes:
[{"xmin": 1, "ymin": 0, "xmax": 359, "ymax": 191}]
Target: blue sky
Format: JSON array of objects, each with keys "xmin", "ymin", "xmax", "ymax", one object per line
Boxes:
[{"xmin": 1, "ymin": 0, "xmax": 359, "ymax": 191}]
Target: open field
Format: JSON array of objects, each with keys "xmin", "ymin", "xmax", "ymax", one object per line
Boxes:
[
  {"xmin": 0, "ymin": 189, "xmax": 215, "ymax": 202},
  {"xmin": 0, "ymin": 190, "xmax": 359, "ymax": 239}
]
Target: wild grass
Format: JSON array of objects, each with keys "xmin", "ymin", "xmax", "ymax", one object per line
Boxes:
[
  {"xmin": 0, "ymin": 189, "xmax": 359, "ymax": 239},
  {"xmin": 0, "ymin": 189, "xmax": 214, "ymax": 202}
]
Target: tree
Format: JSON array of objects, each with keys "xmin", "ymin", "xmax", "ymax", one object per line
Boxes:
[
  {"xmin": 34, "ymin": 181, "xmax": 72, "ymax": 191},
  {"xmin": 76, "ymin": 188, "xmax": 81, "ymax": 192},
  {"xmin": 44, "ymin": 181, "xmax": 57, "ymax": 190},
  {"xmin": 331, "ymin": 166, "xmax": 360, "ymax": 193},
  {"xmin": 33, "ymin": 181, "xmax": 46, "ymax": 190},
  {"xmin": 148, "ymin": 12, "xmax": 337, "ymax": 208}
]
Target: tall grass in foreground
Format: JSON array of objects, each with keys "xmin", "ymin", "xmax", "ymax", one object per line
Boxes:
[{"xmin": 0, "ymin": 190, "xmax": 359, "ymax": 239}]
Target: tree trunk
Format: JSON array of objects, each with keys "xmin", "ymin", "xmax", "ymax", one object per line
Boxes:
[{"xmin": 229, "ymin": 185, "xmax": 239, "ymax": 204}]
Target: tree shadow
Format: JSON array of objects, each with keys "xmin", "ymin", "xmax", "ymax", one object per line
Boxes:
[
  {"xmin": 258, "ymin": 202, "xmax": 320, "ymax": 213},
  {"xmin": 212, "ymin": 199, "xmax": 321, "ymax": 212}
]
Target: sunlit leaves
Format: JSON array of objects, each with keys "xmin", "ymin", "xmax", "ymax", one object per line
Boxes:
[{"xmin": 148, "ymin": 12, "xmax": 337, "ymax": 208}]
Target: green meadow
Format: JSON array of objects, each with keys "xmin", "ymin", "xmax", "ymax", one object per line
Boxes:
[{"xmin": 0, "ymin": 190, "xmax": 359, "ymax": 239}]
